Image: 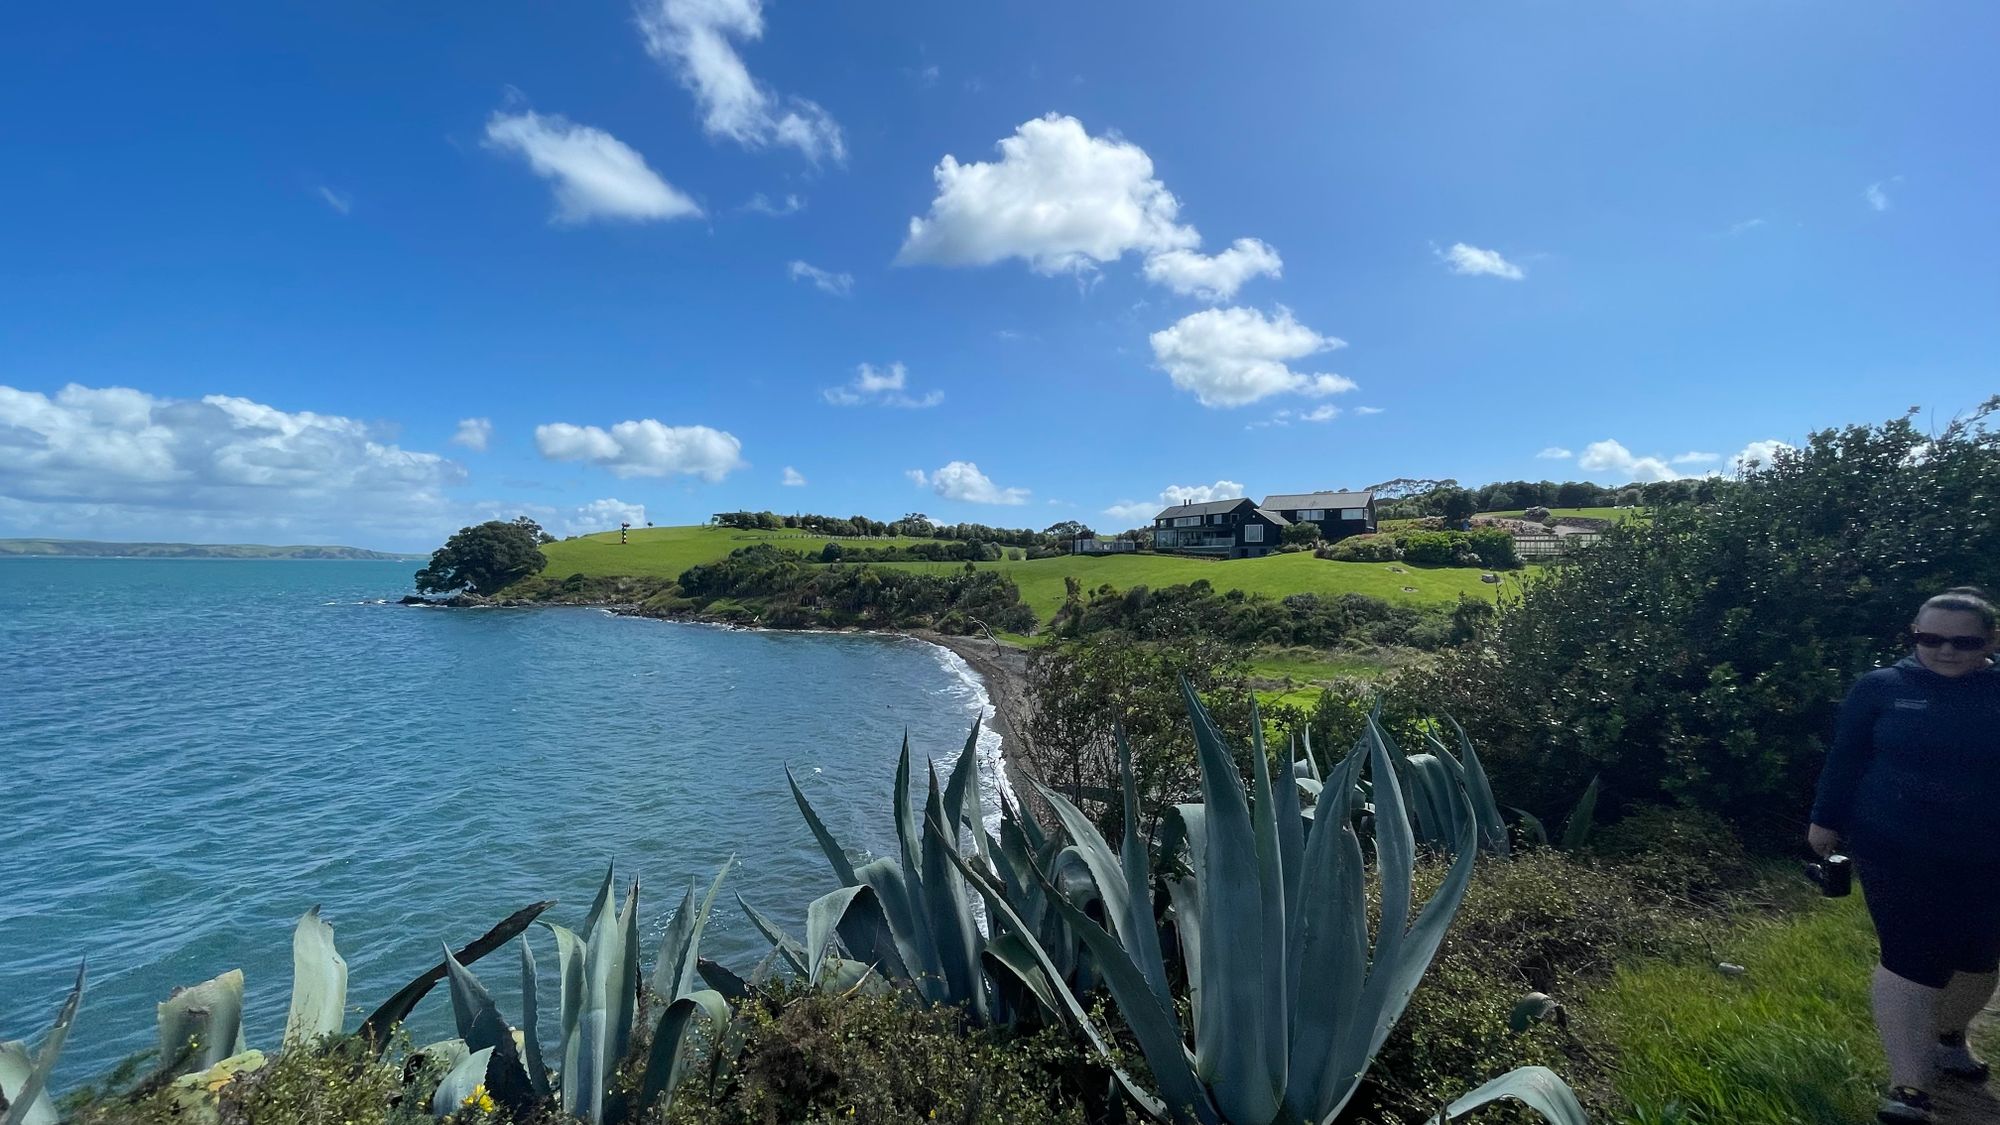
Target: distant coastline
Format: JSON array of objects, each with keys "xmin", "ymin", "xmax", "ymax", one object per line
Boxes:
[{"xmin": 0, "ymin": 538, "xmax": 423, "ymax": 561}]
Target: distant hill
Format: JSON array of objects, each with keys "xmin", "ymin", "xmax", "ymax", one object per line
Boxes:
[{"xmin": 0, "ymin": 539, "xmax": 423, "ymax": 561}]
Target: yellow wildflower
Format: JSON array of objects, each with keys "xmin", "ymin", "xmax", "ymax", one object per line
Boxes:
[{"xmin": 462, "ymin": 1083, "xmax": 497, "ymax": 1114}]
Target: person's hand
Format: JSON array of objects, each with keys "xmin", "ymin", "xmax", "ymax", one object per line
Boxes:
[{"xmin": 1807, "ymin": 823, "xmax": 1841, "ymax": 858}]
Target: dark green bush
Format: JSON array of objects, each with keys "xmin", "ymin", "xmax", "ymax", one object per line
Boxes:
[
  {"xmin": 1590, "ymin": 804, "xmax": 1756, "ymax": 903},
  {"xmin": 1323, "ymin": 533, "xmax": 1401, "ymax": 562},
  {"xmin": 662, "ymin": 985, "xmax": 1092, "ymax": 1125}
]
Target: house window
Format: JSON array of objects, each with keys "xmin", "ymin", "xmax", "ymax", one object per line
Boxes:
[
  {"xmin": 1341, "ymin": 507, "xmax": 1367, "ymax": 520},
  {"xmin": 1243, "ymin": 524, "xmax": 1264, "ymax": 543},
  {"xmin": 1297, "ymin": 508, "xmax": 1325, "ymax": 521},
  {"xmin": 1174, "ymin": 516, "xmax": 1202, "ymax": 527}
]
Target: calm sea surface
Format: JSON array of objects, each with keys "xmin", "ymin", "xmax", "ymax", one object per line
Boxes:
[{"xmin": 0, "ymin": 558, "xmax": 1004, "ymax": 1080}]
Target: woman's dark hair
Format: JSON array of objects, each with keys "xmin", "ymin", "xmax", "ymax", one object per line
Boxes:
[{"xmin": 1919, "ymin": 586, "xmax": 1998, "ymax": 631}]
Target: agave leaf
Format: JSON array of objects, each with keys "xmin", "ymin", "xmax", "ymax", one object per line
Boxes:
[
  {"xmin": 695, "ymin": 958, "xmax": 749, "ymax": 1001},
  {"xmin": 1246, "ymin": 698, "xmax": 1292, "ymax": 1105},
  {"xmin": 805, "ymin": 882, "xmax": 907, "ymax": 985},
  {"xmin": 580, "ymin": 864, "xmax": 614, "ymax": 942},
  {"xmin": 519, "ymin": 938, "xmax": 550, "ymax": 1097},
  {"xmin": 941, "ymin": 716, "xmax": 994, "ymax": 864},
  {"xmin": 893, "ymin": 734, "xmax": 925, "ymax": 884},
  {"xmin": 931, "ymin": 826, "xmax": 1171, "ymax": 1121},
  {"xmin": 430, "ymin": 1046, "xmax": 494, "ymax": 1117},
  {"xmin": 635, "ymin": 990, "xmax": 731, "ymax": 1116},
  {"xmin": 652, "ymin": 861, "xmax": 731, "ymax": 1001},
  {"xmin": 735, "ymin": 895, "xmax": 810, "ymax": 977},
  {"xmin": 358, "ymin": 899, "xmax": 555, "ymax": 1052},
  {"xmin": 1181, "ymin": 680, "xmax": 1281, "ymax": 1125},
  {"xmin": 0, "ymin": 963, "xmax": 83, "ymax": 1125},
  {"xmin": 610, "ymin": 879, "xmax": 642, "ymax": 1067},
  {"xmin": 1512, "ymin": 806, "xmax": 1550, "ymax": 848},
  {"xmin": 921, "ymin": 765, "xmax": 986, "ymax": 1018},
  {"xmin": 440, "ymin": 947, "xmax": 535, "ymax": 1116},
  {"xmin": 787, "ymin": 766, "xmax": 860, "ymax": 886},
  {"xmin": 283, "ymin": 907, "xmax": 347, "ymax": 1044},
  {"xmin": 804, "ymin": 885, "xmax": 870, "ymax": 984},
  {"xmin": 543, "ymin": 923, "xmax": 593, "ymax": 1119},
  {"xmin": 981, "ymin": 931, "xmax": 1066, "ymax": 1024},
  {"xmin": 157, "ymin": 969, "xmax": 245, "ymax": 1078},
  {"xmin": 1561, "ymin": 776, "xmax": 1601, "ymax": 853},
  {"xmin": 1448, "ymin": 717, "xmax": 1512, "ymax": 858},
  {"xmin": 1285, "ymin": 746, "xmax": 1370, "ymax": 1121},
  {"xmin": 1299, "ymin": 726, "xmax": 1323, "ymax": 782},
  {"xmin": 1030, "ymin": 773, "xmax": 1169, "ymax": 1012},
  {"xmin": 1160, "ymin": 803, "xmax": 1208, "ymax": 1030},
  {"xmin": 1419, "ymin": 1065, "xmax": 1591, "ymax": 1125}
]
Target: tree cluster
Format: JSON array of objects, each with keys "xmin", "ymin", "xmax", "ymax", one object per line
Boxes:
[
  {"xmin": 674, "ymin": 544, "xmax": 1037, "ymax": 634},
  {"xmin": 709, "ymin": 510, "xmax": 1052, "ymax": 547},
  {"xmin": 413, "ymin": 517, "xmax": 550, "ymax": 594}
]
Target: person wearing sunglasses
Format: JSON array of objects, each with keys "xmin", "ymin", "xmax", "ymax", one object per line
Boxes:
[{"xmin": 1810, "ymin": 586, "xmax": 2000, "ymax": 1124}]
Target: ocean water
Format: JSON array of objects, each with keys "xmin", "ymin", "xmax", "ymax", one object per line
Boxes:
[{"xmin": 0, "ymin": 558, "xmax": 1005, "ymax": 1081}]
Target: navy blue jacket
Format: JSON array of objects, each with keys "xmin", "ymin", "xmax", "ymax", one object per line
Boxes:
[{"xmin": 1812, "ymin": 656, "xmax": 2000, "ymax": 865}]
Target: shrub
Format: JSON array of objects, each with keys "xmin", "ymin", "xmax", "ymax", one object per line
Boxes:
[
  {"xmin": 662, "ymin": 985, "xmax": 1091, "ymax": 1125},
  {"xmin": 1590, "ymin": 804, "xmax": 1756, "ymax": 903},
  {"xmin": 1323, "ymin": 533, "xmax": 1401, "ymax": 562},
  {"xmin": 1281, "ymin": 521, "xmax": 1322, "ymax": 547},
  {"xmin": 1465, "ymin": 528, "xmax": 1521, "ymax": 569},
  {"xmin": 1397, "ymin": 530, "xmax": 1464, "ymax": 566},
  {"xmin": 1524, "ymin": 505, "xmax": 1552, "ymax": 522}
]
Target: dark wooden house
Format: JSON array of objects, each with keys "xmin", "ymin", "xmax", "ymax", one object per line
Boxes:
[
  {"xmin": 1259, "ymin": 490, "xmax": 1377, "ymax": 541},
  {"xmin": 1150, "ymin": 498, "xmax": 1291, "ymax": 558}
]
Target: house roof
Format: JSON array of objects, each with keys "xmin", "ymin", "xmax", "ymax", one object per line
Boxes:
[
  {"xmin": 1253, "ymin": 507, "xmax": 1292, "ymax": 526},
  {"xmin": 1152, "ymin": 497, "xmax": 1250, "ymax": 520},
  {"xmin": 1260, "ymin": 490, "xmax": 1375, "ymax": 511}
]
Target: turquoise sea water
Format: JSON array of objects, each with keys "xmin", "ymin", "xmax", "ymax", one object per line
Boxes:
[{"xmin": 0, "ymin": 558, "xmax": 1004, "ymax": 1081}]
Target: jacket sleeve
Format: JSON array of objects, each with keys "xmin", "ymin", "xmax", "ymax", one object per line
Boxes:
[{"xmin": 1811, "ymin": 674, "xmax": 1882, "ymax": 831}]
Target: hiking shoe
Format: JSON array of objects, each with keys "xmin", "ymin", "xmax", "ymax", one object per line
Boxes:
[
  {"xmin": 1938, "ymin": 1030, "xmax": 1992, "ymax": 1082},
  {"xmin": 1878, "ymin": 1086, "xmax": 1935, "ymax": 1124}
]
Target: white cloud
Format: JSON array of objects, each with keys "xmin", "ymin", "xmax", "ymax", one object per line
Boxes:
[
  {"xmin": 1670, "ymin": 451, "xmax": 1721, "ymax": 465},
  {"xmin": 1103, "ymin": 479, "xmax": 1246, "ymax": 524},
  {"xmin": 1864, "ymin": 177, "xmax": 1900, "ymax": 212},
  {"xmin": 822, "ymin": 362, "xmax": 942, "ymax": 408},
  {"xmin": 317, "ymin": 187, "xmax": 351, "ymax": 215},
  {"xmin": 897, "ymin": 114, "xmax": 1199, "ymax": 274},
  {"xmin": 1149, "ymin": 305, "xmax": 1353, "ymax": 407},
  {"xmin": 0, "ymin": 383, "xmax": 465, "ymax": 537},
  {"xmin": 907, "ymin": 460, "xmax": 1029, "ymax": 505},
  {"xmin": 743, "ymin": 192, "xmax": 803, "ymax": 215},
  {"xmin": 485, "ymin": 111, "xmax": 702, "ymax": 224},
  {"xmin": 1440, "ymin": 242, "xmax": 1525, "ymax": 280},
  {"xmin": 635, "ymin": 0, "xmax": 844, "ymax": 163},
  {"xmin": 787, "ymin": 260, "xmax": 854, "ymax": 297},
  {"xmin": 1536, "ymin": 446, "xmax": 1574, "ymax": 460},
  {"xmin": 1142, "ymin": 238, "xmax": 1282, "ymax": 302},
  {"xmin": 534, "ymin": 418, "xmax": 744, "ymax": 481},
  {"xmin": 919, "ymin": 64, "xmax": 940, "ymax": 86},
  {"xmin": 1727, "ymin": 217, "xmax": 1766, "ymax": 236},
  {"xmin": 781, "ymin": 466, "xmax": 807, "ymax": 486},
  {"xmin": 567, "ymin": 498, "xmax": 647, "ymax": 536},
  {"xmin": 1354, "ymin": 406, "xmax": 1385, "ymax": 416},
  {"xmin": 1296, "ymin": 405, "xmax": 1338, "ymax": 423},
  {"xmin": 452, "ymin": 417, "xmax": 493, "ymax": 451},
  {"xmin": 1250, "ymin": 405, "xmax": 1341, "ymax": 430},
  {"xmin": 1733, "ymin": 439, "xmax": 1791, "ymax": 471},
  {"xmin": 1578, "ymin": 439, "xmax": 1682, "ymax": 483}
]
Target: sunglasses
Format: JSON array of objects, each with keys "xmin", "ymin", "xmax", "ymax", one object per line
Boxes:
[{"xmin": 1912, "ymin": 632, "xmax": 1992, "ymax": 652}]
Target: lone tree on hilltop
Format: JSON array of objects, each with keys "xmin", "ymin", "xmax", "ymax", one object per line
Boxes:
[{"xmin": 415, "ymin": 517, "xmax": 549, "ymax": 594}]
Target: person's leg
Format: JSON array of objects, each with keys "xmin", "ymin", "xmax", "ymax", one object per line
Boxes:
[
  {"xmin": 1936, "ymin": 970, "xmax": 1997, "ymax": 1039},
  {"xmin": 1875, "ymin": 965, "xmax": 1944, "ymax": 1091}
]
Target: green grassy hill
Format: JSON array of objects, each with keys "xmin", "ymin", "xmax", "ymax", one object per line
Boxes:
[{"xmin": 536, "ymin": 526, "xmax": 1521, "ymax": 624}]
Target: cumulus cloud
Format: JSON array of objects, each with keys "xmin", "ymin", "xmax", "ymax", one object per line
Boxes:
[
  {"xmin": 822, "ymin": 362, "xmax": 942, "ymax": 408},
  {"xmin": 787, "ymin": 260, "xmax": 854, "ymax": 296},
  {"xmin": 1577, "ymin": 439, "xmax": 1681, "ymax": 483},
  {"xmin": 635, "ymin": 0, "xmax": 844, "ymax": 163},
  {"xmin": 1439, "ymin": 242, "xmax": 1525, "ymax": 280},
  {"xmin": 1727, "ymin": 217, "xmax": 1766, "ymax": 236},
  {"xmin": 534, "ymin": 418, "xmax": 744, "ymax": 481},
  {"xmin": 485, "ymin": 111, "xmax": 702, "ymax": 224},
  {"xmin": 567, "ymin": 498, "xmax": 647, "ymax": 535},
  {"xmin": 452, "ymin": 417, "xmax": 493, "ymax": 451},
  {"xmin": 781, "ymin": 466, "xmax": 806, "ymax": 486},
  {"xmin": 1734, "ymin": 439, "xmax": 1791, "ymax": 471},
  {"xmin": 1536, "ymin": 446, "xmax": 1573, "ymax": 460},
  {"xmin": 1102, "ymin": 479, "xmax": 1246, "ymax": 524},
  {"xmin": 1671, "ymin": 451, "xmax": 1721, "ymax": 465},
  {"xmin": 1149, "ymin": 305, "xmax": 1354, "ymax": 407},
  {"xmin": 317, "ymin": 187, "xmax": 351, "ymax": 215},
  {"xmin": 1249, "ymin": 405, "xmax": 1340, "ymax": 430},
  {"xmin": 1142, "ymin": 238, "xmax": 1282, "ymax": 302},
  {"xmin": 897, "ymin": 114, "xmax": 1199, "ymax": 274},
  {"xmin": 907, "ymin": 461, "xmax": 1029, "ymax": 505},
  {"xmin": 0, "ymin": 383, "xmax": 465, "ymax": 537}
]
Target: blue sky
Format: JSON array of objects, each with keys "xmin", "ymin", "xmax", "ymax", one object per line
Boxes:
[{"xmin": 1, "ymin": 2, "xmax": 1994, "ymax": 550}]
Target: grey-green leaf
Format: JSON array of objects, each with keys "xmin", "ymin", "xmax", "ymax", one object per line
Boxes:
[
  {"xmin": 1, "ymin": 963, "xmax": 83, "ymax": 1125},
  {"xmin": 284, "ymin": 907, "xmax": 347, "ymax": 1043},
  {"xmin": 156, "ymin": 969, "xmax": 245, "ymax": 1078}
]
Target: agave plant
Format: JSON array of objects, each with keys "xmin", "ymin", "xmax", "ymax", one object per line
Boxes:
[
  {"xmin": 766, "ymin": 720, "xmax": 1084, "ymax": 1025},
  {"xmin": 1515, "ymin": 775, "xmax": 1602, "ymax": 853},
  {"xmin": 0, "ymin": 965, "xmax": 83, "ymax": 1125},
  {"xmin": 938, "ymin": 688, "xmax": 1589, "ymax": 1124}
]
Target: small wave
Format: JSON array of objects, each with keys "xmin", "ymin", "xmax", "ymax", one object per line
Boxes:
[{"xmin": 921, "ymin": 643, "xmax": 1017, "ymax": 840}]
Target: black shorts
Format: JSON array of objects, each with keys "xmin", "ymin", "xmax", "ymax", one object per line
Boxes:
[{"xmin": 1857, "ymin": 849, "xmax": 2000, "ymax": 988}]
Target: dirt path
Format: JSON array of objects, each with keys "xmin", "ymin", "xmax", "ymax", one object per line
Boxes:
[{"xmin": 1938, "ymin": 1003, "xmax": 2000, "ymax": 1122}]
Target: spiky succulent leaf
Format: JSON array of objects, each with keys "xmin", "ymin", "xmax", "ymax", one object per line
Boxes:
[
  {"xmin": 283, "ymin": 907, "xmax": 346, "ymax": 1043},
  {"xmin": 430, "ymin": 1045, "xmax": 493, "ymax": 1117},
  {"xmin": 157, "ymin": 969, "xmax": 245, "ymax": 1078},
  {"xmin": 1420, "ymin": 1066, "xmax": 1591, "ymax": 1125},
  {"xmin": 441, "ymin": 948, "xmax": 535, "ymax": 1116},
  {"xmin": 696, "ymin": 958, "xmax": 748, "ymax": 1001},
  {"xmin": 1, "ymin": 963, "xmax": 82, "ymax": 1125},
  {"xmin": 787, "ymin": 767, "xmax": 860, "ymax": 886},
  {"xmin": 652, "ymin": 862, "xmax": 731, "ymax": 1001},
  {"xmin": 735, "ymin": 896, "xmax": 809, "ymax": 977},
  {"xmin": 519, "ymin": 938, "xmax": 550, "ymax": 1097},
  {"xmin": 921, "ymin": 765, "xmax": 987, "ymax": 1017},
  {"xmin": 1562, "ymin": 776, "xmax": 1601, "ymax": 853},
  {"xmin": 1448, "ymin": 716, "xmax": 1512, "ymax": 857},
  {"xmin": 358, "ymin": 899, "xmax": 554, "ymax": 1052},
  {"xmin": 635, "ymin": 990, "xmax": 731, "ymax": 1117}
]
